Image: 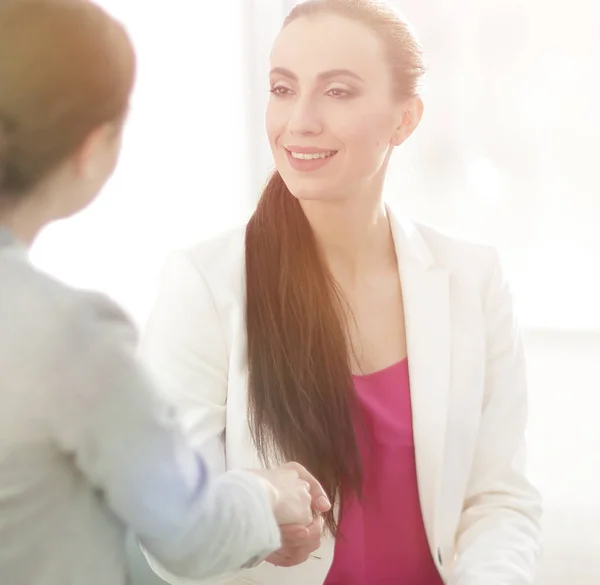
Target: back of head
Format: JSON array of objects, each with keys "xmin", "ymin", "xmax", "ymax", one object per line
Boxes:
[{"xmin": 0, "ymin": 0, "xmax": 135, "ymax": 201}]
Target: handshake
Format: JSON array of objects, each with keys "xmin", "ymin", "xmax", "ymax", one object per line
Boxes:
[{"xmin": 249, "ymin": 462, "xmax": 330, "ymax": 568}]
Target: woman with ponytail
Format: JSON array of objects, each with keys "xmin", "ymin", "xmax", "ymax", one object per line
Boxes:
[{"xmin": 142, "ymin": 1, "xmax": 542, "ymax": 584}]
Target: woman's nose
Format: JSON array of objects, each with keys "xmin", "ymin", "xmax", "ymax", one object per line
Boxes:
[{"xmin": 287, "ymin": 98, "xmax": 323, "ymax": 136}]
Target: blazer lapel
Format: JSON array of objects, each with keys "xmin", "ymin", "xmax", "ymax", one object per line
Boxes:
[{"xmin": 389, "ymin": 209, "xmax": 451, "ymax": 553}]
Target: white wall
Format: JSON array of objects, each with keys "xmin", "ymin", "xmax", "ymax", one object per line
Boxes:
[{"xmin": 525, "ymin": 331, "xmax": 600, "ymax": 584}]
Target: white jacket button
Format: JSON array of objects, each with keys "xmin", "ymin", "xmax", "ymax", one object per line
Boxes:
[{"xmin": 437, "ymin": 547, "xmax": 443, "ymax": 565}]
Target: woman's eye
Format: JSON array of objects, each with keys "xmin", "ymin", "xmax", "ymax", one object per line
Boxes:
[
  {"xmin": 269, "ymin": 86, "xmax": 292, "ymax": 96},
  {"xmin": 326, "ymin": 88, "xmax": 352, "ymax": 98}
]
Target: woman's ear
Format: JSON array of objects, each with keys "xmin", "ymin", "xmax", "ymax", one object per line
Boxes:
[
  {"xmin": 70, "ymin": 125, "xmax": 107, "ymax": 179},
  {"xmin": 390, "ymin": 95, "xmax": 424, "ymax": 147}
]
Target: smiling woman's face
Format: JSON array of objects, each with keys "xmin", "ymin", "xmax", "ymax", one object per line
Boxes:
[{"xmin": 266, "ymin": 13, "xmax": 406, "ymax": 203}]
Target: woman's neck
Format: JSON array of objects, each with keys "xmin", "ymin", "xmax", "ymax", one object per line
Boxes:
[
  {"xmin": 0, "ymin": 189, "xmax": 56, "ymax": 247},
  {"xmin": 300, "ymin": 196, "xmax": 397, "ymax": 288}
]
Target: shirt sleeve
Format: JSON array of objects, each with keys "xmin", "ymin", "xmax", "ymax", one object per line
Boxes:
[{"xmin": 43, "ymin": 291, "xmax": 280, "ymax": 581}]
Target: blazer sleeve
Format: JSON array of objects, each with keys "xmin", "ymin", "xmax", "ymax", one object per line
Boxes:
[
  {"xmin": 449, "ymin": 249, "xmax": 542, "ymax": 585},
  {"xmin": 44, "ymin": 288, "xmax": 280, "ymax": 583}
]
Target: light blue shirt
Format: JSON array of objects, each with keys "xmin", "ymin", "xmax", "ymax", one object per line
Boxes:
[{"xmin": 0, "ymin": 228, "xmax": 280, "ymax": 585}]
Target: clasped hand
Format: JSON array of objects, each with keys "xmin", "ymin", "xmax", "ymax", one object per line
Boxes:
[{"xmin": 250, "ymin": 462, "xmax": 329, "ymax": 568}]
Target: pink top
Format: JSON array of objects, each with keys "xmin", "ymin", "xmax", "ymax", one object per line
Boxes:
[{"xmin": 324, "ymin": 359, "xmax": 444, "ymax": 585}]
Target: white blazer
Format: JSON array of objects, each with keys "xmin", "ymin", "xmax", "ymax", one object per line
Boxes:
[{"xmin": 140, "ymin": 207, "xmax": 542, "ymax": 585}]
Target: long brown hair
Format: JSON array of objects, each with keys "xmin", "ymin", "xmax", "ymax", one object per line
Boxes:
[
  {"xmin": 0, "ymin": 0, "xmax": 135, "ymax": 200},
  {"xmin": 245, "ymin": 0, "xmax": 425, "ymax": 534}
]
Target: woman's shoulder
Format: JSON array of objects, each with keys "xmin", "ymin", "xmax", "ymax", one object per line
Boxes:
[
  {"xmin": 165, "ymin": 224, "xmax": 247, "ymax": 306},
  {"xmin": 183, "ymin": 225, "xmax": 246, "ymax": 270},
  {"xmin": 417, "ymin": 221, "xmax": 494, "ymax": 262},
  {"xmin": 176, "ymin": 224, "xmax": 245, "ymax": 275},
  {"xmin": 397, "ymin": 216, "xmax": 499, "ymax": 277},
  {"xmin": 390, "ymin": 214, "xmax": 505, "ymax": 301},
  {"xmin": 1, "ymin": 249, "xmax": 133, "ymax": 337},
  {"xmin": 0, "ymin": 253, "xmax": 137, "ymax": 392}
]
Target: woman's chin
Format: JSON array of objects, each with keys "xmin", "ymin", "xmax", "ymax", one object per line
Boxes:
[{"xmin": 280, "ymin": 176, "xmax": 339, "ymax": 203}]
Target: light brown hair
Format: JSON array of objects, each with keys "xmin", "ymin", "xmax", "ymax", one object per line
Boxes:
[
  {"xmin": 0, "ymin": 0, "xmax": 135, "ymax": 200},
  {"xmin": 245, "ymin": 0, "xmax": 425, "ymax": 534}
]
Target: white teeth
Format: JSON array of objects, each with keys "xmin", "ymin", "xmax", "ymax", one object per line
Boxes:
[{"xmin": 290, "ymin": 151, "xmax": 335, "ymax": 160}]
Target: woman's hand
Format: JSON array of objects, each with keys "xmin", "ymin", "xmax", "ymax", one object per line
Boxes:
[
  {"xmin": 266, "ymin": 514, "xmax": 324, "ymax": 567},
  {"xmin": 249, "ymin": 462, "xmax": 331, "ymax": 526}
]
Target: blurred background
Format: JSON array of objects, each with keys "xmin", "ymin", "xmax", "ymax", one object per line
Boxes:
[{"xmin": 31, "ymin": 1, "xmax": 600, "ymax": 583}]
